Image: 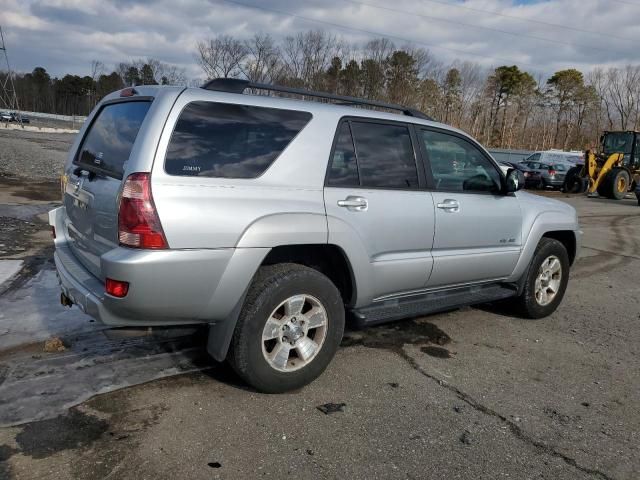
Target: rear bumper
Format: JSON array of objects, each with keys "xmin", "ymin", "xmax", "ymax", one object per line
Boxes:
[
  {"xmin": 543, "ymin": 178, "xmax": 565, "ymax": 187},
  {"xmin": 50, "ymin": 206, "xmax": 268, "ymax": 327}
]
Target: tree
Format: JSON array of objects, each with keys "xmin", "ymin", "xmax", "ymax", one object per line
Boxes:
[
  {"xmin": 547, "ymin": 69, "xmax": 585, "ymax": 147},
  {"xmin": 325, "ymin": 57, "xmax": 342, "ymax": 94},
  {"xmin": 340, "ymin": 59, "xmax": 361, "ymax": 97},
  {"xmin": 123, "ymin": 66, "xmax": 140, "ymax": 86},
  {"xmin": 242, "ymin": 33, "xmax": 281, "ymax": 83},
  {"xmin": 485, "ymin": 65, "xmax": 529, "ymax": 146},
  {"xmin": 139, "ymin": 63, "xmax": 158, "ymax": 85},
  {"xmin": 360, "ymin": 58, "xmax": 385, "ymax": 100},
  {"xmin": 385, "ymin": 50, "xmax": 419, "ymax": 105},
  {"xmin": 442, "ymin": 68, "xmax": 461, "ymax": 124},
  {"xmin": 197, "ymin": 35, "xmax": 247, "ymax": 78}
]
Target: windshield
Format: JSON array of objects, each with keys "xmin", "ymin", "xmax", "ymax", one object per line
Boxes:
[{"xmin": 603, "ymin": 132, "xmax": 633, "ymax": 155}]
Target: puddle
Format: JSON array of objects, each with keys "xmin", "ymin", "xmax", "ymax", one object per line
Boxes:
[
  {"xmin": 0, "ymin": 217, "xmax": 41, "ymax": 257},
  {"xmin": 0, "ymin": 176, "xmax": 60, "ymax": 203},
  {"xmin": 13, "ymin": 409, "xmax": 109, "ymax": 459},
  {"xmin": 421, "ymin": 346, "xmax": 453, "ymax": 359},
  {"xmin": 341, "ymin": 318, "xmax": 451, "ymax": 352},
  {"xmin": 0, "ymin": 329, "xmax": 211, "ymax": 427}
]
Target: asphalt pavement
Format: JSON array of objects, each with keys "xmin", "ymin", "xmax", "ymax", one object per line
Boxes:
[{"xmin": 0, "ymin": 130, "xmax": 638, "ymax": 479}]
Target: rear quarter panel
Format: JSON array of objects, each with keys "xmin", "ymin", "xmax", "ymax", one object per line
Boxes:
[{"xmin": 150, "ymin": 89, "xmax": 338, "ymax": 249}]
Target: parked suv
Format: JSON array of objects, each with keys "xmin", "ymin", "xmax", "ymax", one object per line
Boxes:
[{"xmin": 50, "ymin": 80, "xmax": 580, "ymax": 393}]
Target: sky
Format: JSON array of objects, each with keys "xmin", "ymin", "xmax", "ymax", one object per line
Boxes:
[{"xmin": 2, "ymin": 0, "xmax": 640, "ymax": 81}]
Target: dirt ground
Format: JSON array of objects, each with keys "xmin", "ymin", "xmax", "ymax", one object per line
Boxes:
[{"xmin": 0, "ymin": 130, "xmax": 638, "ymax": 480}]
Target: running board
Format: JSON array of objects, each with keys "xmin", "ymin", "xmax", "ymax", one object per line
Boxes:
[{"xmin": 351, "ymin": 283, "xmax": 517, "ymax": 327}]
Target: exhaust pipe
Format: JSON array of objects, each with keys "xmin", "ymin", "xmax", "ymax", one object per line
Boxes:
[{"xmin": 60, "ymin": 292, "xmax": 73, "ymax": 308}]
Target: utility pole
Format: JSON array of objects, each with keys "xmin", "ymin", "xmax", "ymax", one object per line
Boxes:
[{"xmin": 0, "ymin": 25, "xmax": 22, "ymax": 125}]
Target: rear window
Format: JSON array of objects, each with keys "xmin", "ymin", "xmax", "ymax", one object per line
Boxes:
[
  {"xmin": 75, "ymin": 100, "xmax": 151, "ymax": 179},
  {"xmin": 165, "ymin": 101, "xmax": 312, "ymax": 178}
]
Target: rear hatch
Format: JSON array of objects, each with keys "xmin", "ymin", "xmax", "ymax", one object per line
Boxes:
[{"xmin": 63, "ymin": 99, "xmax": 152, "ymax": 280}]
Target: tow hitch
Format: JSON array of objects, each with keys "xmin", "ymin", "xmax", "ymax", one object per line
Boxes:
[{"xmin": 60, "ymin": 292, "xmax": 73, "ymax": 308}]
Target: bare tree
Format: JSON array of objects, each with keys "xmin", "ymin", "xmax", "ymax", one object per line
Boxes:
[
  {"xmin": 241, "ymin": 33, "xmax": 282, "ymax": 83},
  {"xmin": 197, "ymin": 35, "xmax": 248, "ymax": 79},
  {"xmin": 606, "ymin": 65, "xmax": 640, "ymax": 130}
]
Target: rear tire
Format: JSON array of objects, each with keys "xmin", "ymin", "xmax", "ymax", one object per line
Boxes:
[
  {"xmin": 562, "ymin": 167, "xmax": 586, "ymax": 193},
  {"xmin": 228, "ymin": 263, "xmax": 345, "ymax": 393},
  {"xmin": 512, "ymin": 238, "xmax": 570, "ymax": 319}
]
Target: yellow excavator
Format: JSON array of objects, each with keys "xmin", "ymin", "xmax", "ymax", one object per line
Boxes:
[{"xmin": 563, "ymin": 131, "xmax": 640, "ymax": 202}]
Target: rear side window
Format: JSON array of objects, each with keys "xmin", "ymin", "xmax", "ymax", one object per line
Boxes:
[
  {"xmin": 76, "ymin": 101, "xmax": 151, "ymax": 179},
  {"xmin": 328, "ymin": 123, "xmax": 359, "ymax": 187},
  {"xmin": 327, "ymin": 120, "xmax": 418, "ymax": 189},
  {"xmin": 351, "ymin": 122, "xmax": 418, "ymax": 189},
  {"xmin": 165, "ymin": 101, "xmax": 312, "ymax": 178}
]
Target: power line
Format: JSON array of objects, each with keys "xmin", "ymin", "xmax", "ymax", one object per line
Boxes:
[
  {"xmin": 345, "ymin": 0, "xmax": 609, "ymax": 54},
  {"xmin": 418, "ymin": 0, "xmax": 637, "ymax": 43},
  {"xmin": 212, "ymin": 0, "xmax": 547, "ymax": 70},
  {"xmin": 607, "ymin": 0, "xmax": 640, "ymax": 6}
]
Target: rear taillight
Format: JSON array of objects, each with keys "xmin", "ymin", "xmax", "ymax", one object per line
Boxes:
[
  {"xmin": 548, "ymin": 170, "xmax": 556, "ymax": 176},
  {"xmin": 106, "ymin": 278, "xmax": 129, "ymax": 297},
  {"xmin": 118, "ymin": 172, "xmax": 168, "ymax": 249}
]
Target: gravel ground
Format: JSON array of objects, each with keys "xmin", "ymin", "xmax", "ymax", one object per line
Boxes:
[{"xmin": 0, "ymin": 130, "xmax": 74, "ymax": 181}]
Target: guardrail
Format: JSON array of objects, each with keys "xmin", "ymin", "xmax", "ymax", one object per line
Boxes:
[{"xmin": 15, "ymin": 111, "xmax": 87, "ymax": 123}]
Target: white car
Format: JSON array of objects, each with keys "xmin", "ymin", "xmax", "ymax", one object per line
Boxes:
[{"xmin": 523, "ymin": 150, "xmax": 583, "ymax": 165}]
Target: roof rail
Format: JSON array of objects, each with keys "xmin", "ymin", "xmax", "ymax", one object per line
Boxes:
[{"xmin": 201, "ymin": 78, "xmax": 433, "ymax": 121}]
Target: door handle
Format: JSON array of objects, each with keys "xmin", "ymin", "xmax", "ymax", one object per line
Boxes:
[
  {"xmin": 337, "ymin": 196, "xmax": 368, "ymax": 211},
  {"xmin": 436, "ymin": 199, "xmax": 460, "ymax": 212}
]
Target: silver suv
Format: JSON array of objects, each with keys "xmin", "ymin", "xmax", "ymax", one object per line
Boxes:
[{"xmin": 49, "ymin": 80, "xmax": 580, "ymax": 393}]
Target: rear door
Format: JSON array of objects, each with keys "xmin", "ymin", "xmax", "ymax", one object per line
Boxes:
[
  {"xmin": 324, "ymin": 118, "xmax": 435, "ymax": 301},
  {"xmin": 63, "ymin": 99, "xmax": 151, "ymax": 279},
  {"xmin": 417, "ymin": 128, "xmax": 522, "ymax": 288}
]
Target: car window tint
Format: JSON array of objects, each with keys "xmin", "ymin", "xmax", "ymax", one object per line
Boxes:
[
  {"xmin": 553, "ymin": 163, "xmax": 567, "ymax": 171},
  {"xmin": 328, "ymin": 123, "xmax": 359, "ymax": 187},
  {"xmin": 350, "ymin": 121, "xmax": 418, "ymax": 189},
  {"xmin": 420, "ymin": 129, "xmax": 501, "ymax": 192},
  {"xmin": 165, "ymin": 101, "xmax": 312, "ymax": 178},
  {"xmin": 76, "ymin": 100, "xmax": 151, "ymax": 178}
]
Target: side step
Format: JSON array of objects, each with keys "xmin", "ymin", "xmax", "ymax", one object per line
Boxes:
[{"xmin": 351, "ymin": 283, "xmax": 517, "ymax": 327}]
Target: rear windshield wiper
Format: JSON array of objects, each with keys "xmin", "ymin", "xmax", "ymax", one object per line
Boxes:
[{"xmin": 73, "ymin": 166, "xmax": 97, "ymax": 180}]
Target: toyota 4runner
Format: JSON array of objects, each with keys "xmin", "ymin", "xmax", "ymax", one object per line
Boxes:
[{"xmin": 50, "ymin": 79, "xmax": 580, "ymax": 393}]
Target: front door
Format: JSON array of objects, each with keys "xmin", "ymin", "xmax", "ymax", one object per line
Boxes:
[
  {"xmin": 417, "ymin": 128, "xmax": 522, "ymax": 288},
  {"xmin": 324, "ymin": 119, "xmax": 435, "ymax": 304}
]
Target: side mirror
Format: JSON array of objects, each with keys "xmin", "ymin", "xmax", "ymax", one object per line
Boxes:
[{"xmin": 505, "ymin": 168, "xmax": 525, "ymax": 193}]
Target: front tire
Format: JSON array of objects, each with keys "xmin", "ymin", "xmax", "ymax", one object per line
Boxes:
[
  {"xmin": 228, "ymin": 263, "xmax": 345, "ymax": 393},
  {"xmin": 513, "ymin": 238, "xmax": 570, "ymax": 319}
]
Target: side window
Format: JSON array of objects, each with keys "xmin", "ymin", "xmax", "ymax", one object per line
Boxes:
[
  {"xmin": 165, "ymin": 102, "xmax": 311, "ymax": 178},
  {"xmin": 527, "ymin": 153, "xmax": 541, "ymax": 163},
  {"xmin": 420, "ymin": 129, "xmax": 501, "ymax": 193},
  {"xmin": 350, "ymin": 121, "xmax": 418, "ymax": 189},
  {"xmin": 327, "ymin": 123, "xmax": 359, "ymax": 187}
]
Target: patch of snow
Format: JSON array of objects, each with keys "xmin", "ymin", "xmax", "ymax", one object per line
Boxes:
[{"xmin": 0, "ymin": 260, "xmax": 24, "ymax": 288}]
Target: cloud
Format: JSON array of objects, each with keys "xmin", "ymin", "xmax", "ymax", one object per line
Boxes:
[{"xmin": 2, "ymin": 0, "xmax": 639, "ymax": 80}]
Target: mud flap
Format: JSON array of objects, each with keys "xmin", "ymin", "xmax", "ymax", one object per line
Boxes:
[{"xmin": 206, "ymin": 286, "xmax": 250, "ymax": 362}]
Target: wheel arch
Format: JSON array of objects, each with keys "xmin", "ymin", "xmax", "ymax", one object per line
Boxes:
[
  {"xmin": 261, "ymin": 243, "xmax": 357, "ymax": 307},
  {"xmin": 507, "ymin": 211, "xmax": 580, "ymax": 284}
]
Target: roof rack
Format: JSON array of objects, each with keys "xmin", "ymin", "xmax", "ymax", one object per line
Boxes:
[{"xmin": 201, "ymin": 78, "xmax": 432, "ymax": 121}]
